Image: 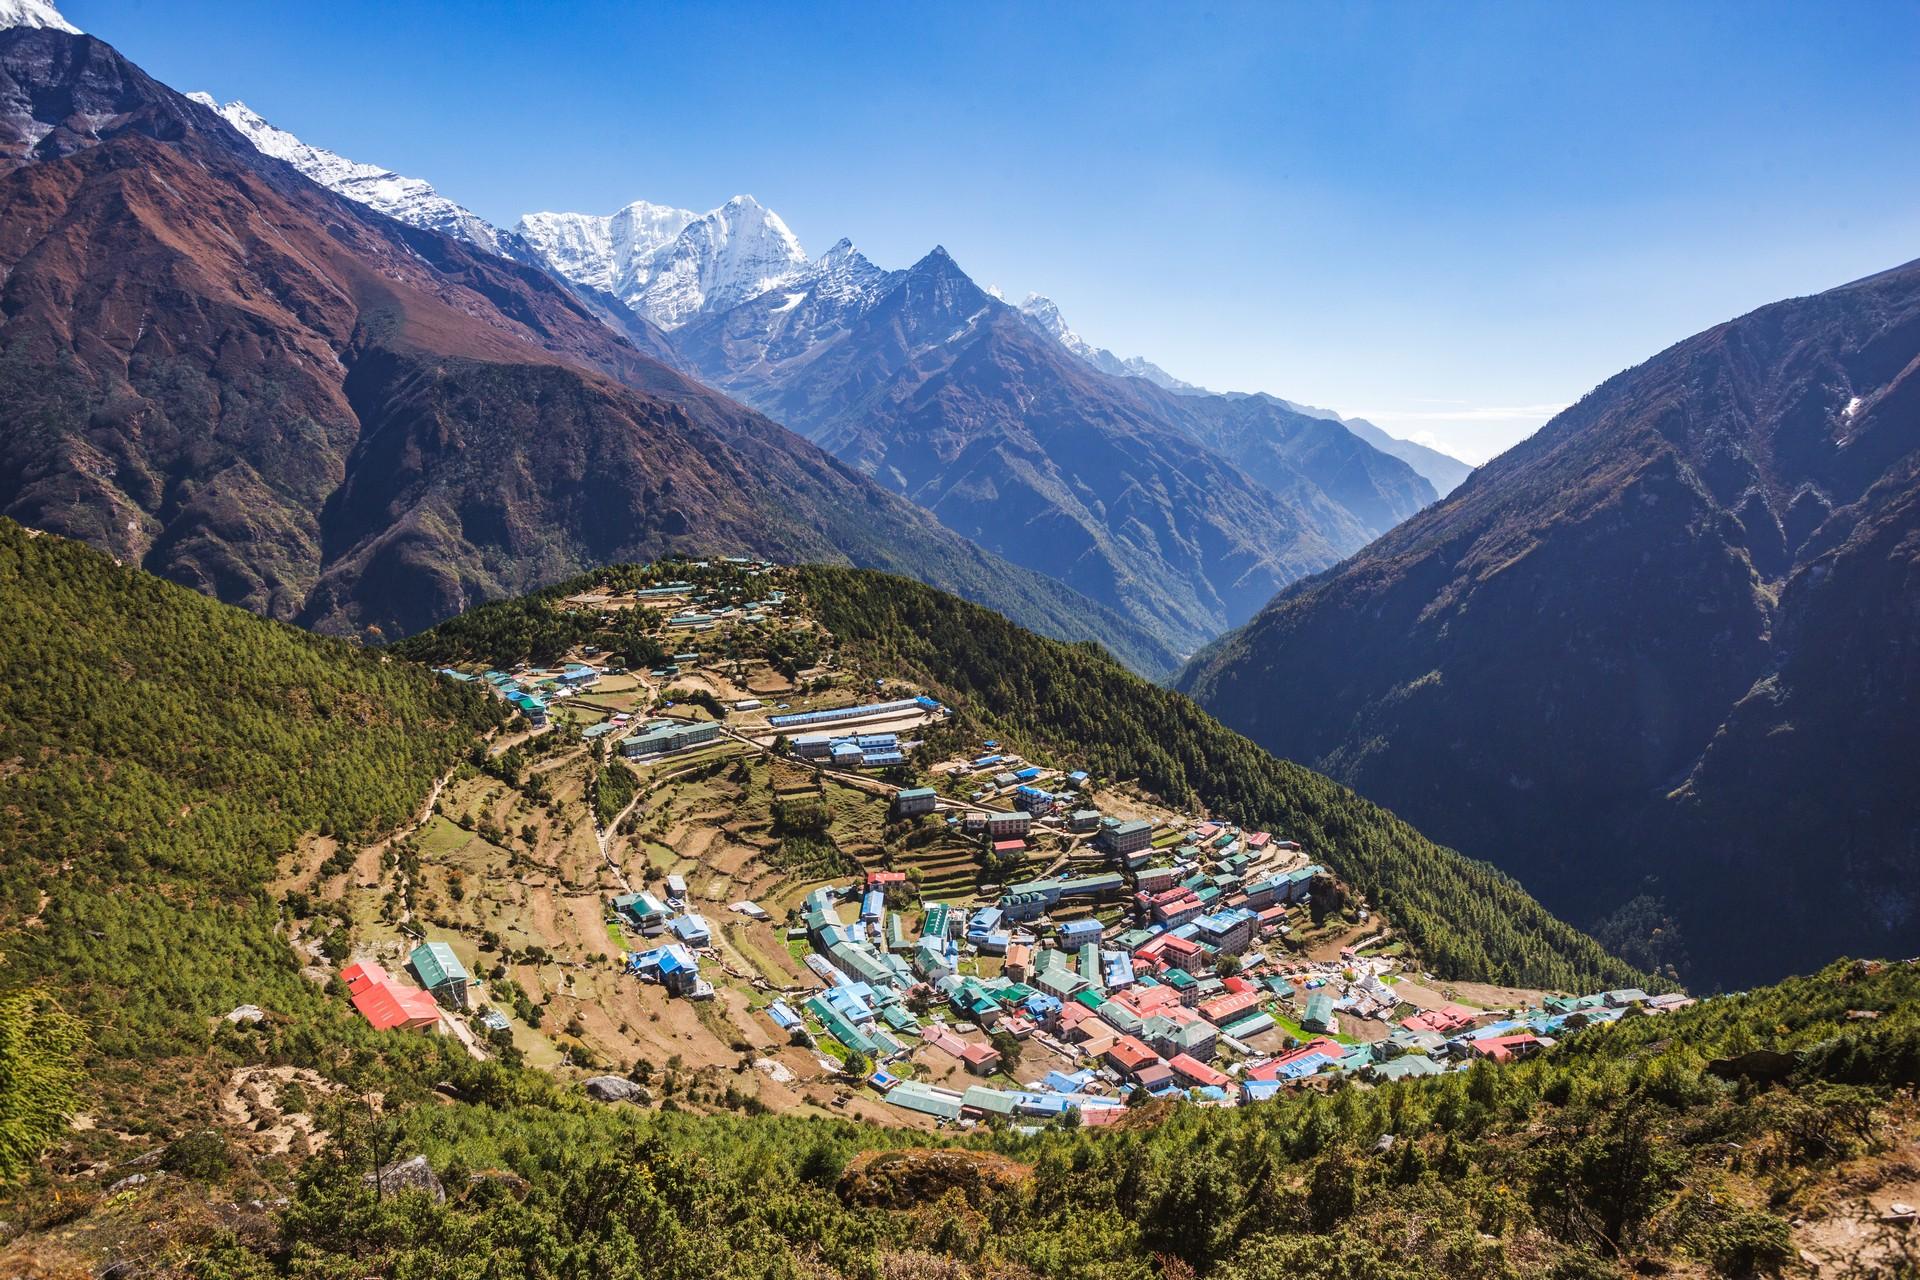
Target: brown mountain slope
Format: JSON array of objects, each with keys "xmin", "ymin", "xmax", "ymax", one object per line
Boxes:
[
  {"xmin": 1177, "ymin": 258, "xmax": 1920, "ymax": 987},
  {"xmin": 0, "ymin": 26, "xmax": 1174, "ymax": 672}
]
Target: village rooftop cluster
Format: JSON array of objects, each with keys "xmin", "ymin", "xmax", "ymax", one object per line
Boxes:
[
  {"xmin": 614, "ymin": 710, "xmax": 1697, "ymax": 1126},
  {"xmin": 357, "ymin": 560, "xmax": 1701, "ymax": 1130}
]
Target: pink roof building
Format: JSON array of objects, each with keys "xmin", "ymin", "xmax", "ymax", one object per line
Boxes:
[{"xmin": 1400, "ymin": 1003, "xmax": 1478, "ymax": 1034}]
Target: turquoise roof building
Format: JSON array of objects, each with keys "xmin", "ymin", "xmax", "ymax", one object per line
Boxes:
[{"xmin": 409, "ymin": 941, "xmax": 470, "ymax": 1008}]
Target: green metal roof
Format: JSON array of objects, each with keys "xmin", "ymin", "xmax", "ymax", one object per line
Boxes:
[{"xmin": 409, "ymin": 940, "xmax": 467, "ymax": 990}]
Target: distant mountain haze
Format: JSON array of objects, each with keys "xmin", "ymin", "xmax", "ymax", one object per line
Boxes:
[{"xmin": 667, "ymin": 242, "xmax": 1438, "ymax": 654}]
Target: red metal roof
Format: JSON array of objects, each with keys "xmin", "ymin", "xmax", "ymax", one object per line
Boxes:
[
  {"xmin": 1168, "ymin": 1053, "xmax": 1231, "ymax": 1089},
  {"xmin": 348, "ymin": 976, "xmax": 441, "ymax": 1031},
  {"xmin": 1470, "ymin": 1033, "xmax": 1541, "ymax": 1063},
  {"xmin": 1199, "ymin": 989, "xmax": 1263, "ymax": 1024},
  {"xmin": 1400, "ymin": 1003, "xmax": 1478, "ymax": 1034},
  {"xmin": 1104, "ymin": 1034, "xmax": 1159, "ymax": 1072},
  {"xmin": 340, "ymin": 960, "xmax": 390, "ymax": 994},
  {"xmin": 1111, "ymin": 984, "xmax": 1180, "ymax": 1017},
  {"xmin": 958, "ymin": 1040, "xmax": 1001, "ymax": 1066}
]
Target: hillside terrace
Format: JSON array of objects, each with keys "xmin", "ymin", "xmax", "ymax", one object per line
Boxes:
[{"xmin": 369, "ymin": 565, "xmax": 1697, "ymax": 1130}]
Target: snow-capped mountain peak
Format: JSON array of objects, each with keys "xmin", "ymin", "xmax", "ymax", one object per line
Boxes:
[
  {"xmin": 1019, "ymin": 293, "xmax": 1083, "ymax": 349},
  {"xmin": 514, "ymin": 201, "xmax": 698, "ymax": 298},
  {"xmin": 0, "ymin": 0, "xmax": 78, "ymax": 33},
  {"xmin": 190, "ymin": 94, "xmax": 512, "ymax": 257},
  {"xmin": 1018, "ymin": 293, "xmax": 1199, "ymax": 392},
  {"xmin": 516, "ymin": 192, "xmax": 810, "ymax": 329},
  {"xmin": 640, "ymin": 195, "xmax": 809, "ymax": 327},
  {"xmin": 807, "ymin": 238, "xmax": 890, "ymax": 305}
]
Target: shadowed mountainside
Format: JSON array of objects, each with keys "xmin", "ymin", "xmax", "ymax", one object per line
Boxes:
[{"xmin": 1178, "ymin": 258, "xmax": 1920, "ymax": 987}]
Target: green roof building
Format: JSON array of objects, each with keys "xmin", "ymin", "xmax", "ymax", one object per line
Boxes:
[{"xmin": 408, "ymin": 941, "xmax": 469, "ymax": 1009}]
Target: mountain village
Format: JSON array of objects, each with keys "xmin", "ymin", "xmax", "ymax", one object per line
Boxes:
[{"xmin": 306, "ymin": 561, "xmax": 1696, "ymax": 1131}]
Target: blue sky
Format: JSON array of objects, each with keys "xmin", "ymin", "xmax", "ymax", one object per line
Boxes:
[{"xmin": 66, "ymin": 0, "xmax": 1920, "ymax": 462}]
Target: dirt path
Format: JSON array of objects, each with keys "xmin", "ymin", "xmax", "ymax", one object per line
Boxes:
[
  {"xmin": 595, "ymin": 787, "xmax": 645, "ymax": 894},
  {"xmin": 439, "ymin": 1008, "xmax": 488, "ymax": 1060}
]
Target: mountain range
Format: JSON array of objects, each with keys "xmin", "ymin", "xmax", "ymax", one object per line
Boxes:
[
  {"xmin": 1178, "ymin": 257, "xmax": 1920, "ymax": 988},
  {"xmin": 0, "ymin": 19, "xmax": 1175, "ymax": 672},
  {"xmin": 506, "ymin": 204, "xmax": 1452, "ymax": 652},
  {"xmin": 182, "ymin": 89, "xmax": 1466, "ymax": 657},
  {"xmin": 665, "ymin": 241, "xmax": 1439, "ymax": 652}
]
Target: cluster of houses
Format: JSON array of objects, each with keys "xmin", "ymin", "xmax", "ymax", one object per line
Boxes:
[
  {"xmin": 862, "ymin": 922, "xmax": 1696, "ymax": 1122},
  {"xmin": 743, "ymin": 749, "xmax": 1704, "ymax": 1125},
  {"xmin": 741, "ymin": 782, "xmax": 1361, "ymax": 1120},
  {"xmin": 612, "ymin": 889, "xmax": 718, "ymax": 999},
  {"xmin": 441, "ymin": 664, "xmax": 605, "ymax": 727}
]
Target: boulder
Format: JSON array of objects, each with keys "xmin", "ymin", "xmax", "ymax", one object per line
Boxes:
[
  {"xmin": 363, "ymin": 1154, "xmax": 445, "ymax": 1202},
  {"xmin": 584, "ymin": 1075, "xmax": 645, "ymax": 1103}
]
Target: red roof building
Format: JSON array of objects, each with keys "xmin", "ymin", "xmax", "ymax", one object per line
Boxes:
[
  {"xmin": 1157, "ymin": 934, "xmax": 1205, "ymax": 972},
  {"xmin": 958, "ymin": 1040, "xmax": 1002, "ymax": 1074},
  {"xmin": 1103, "ymin": 1035, "xmax": 1161, "ymax": 1080},
  {"xmin": 1056, "ymin": 1000, "xmax": 1102, "ymax": 1039},
  {"xmin": 1168, "ymin": 1053, "xmax": 1231, "ymax": 1090},
  {"xmin": 926, "ymin": 1024, "xmax": 1003, "ymax": 1074},
  {"xmin": 1469, "ymin": 1033, "xmax": 1543, "ymax": 1064},
  {"xmin": 1108, "ymin": 983, "xmax": 1181, "ymax": 1019},
  {"xmin": 1198, "ymin": 989, "xmax": 1263, "ymax": 1026},
  {"xmin": 342, "ymin": 961, "xmax": 441, "ymax": 1031}
]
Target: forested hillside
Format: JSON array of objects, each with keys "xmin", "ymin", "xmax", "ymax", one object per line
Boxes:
[
  {"xmin": 3, "ymin": 530, "xmax": 1917, "ymax": 1280},
  {"xmin": 0, "ymin": 519, "xmax": 495, "ymax": 1175},
  {"xmin": 792, "ymin": 565, "xmax": 1650, "ymax": 995}
]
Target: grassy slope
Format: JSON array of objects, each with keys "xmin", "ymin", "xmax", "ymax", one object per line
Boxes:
[{"xmin": 795, "ymin": 564, "xmax": 1653, "ymax": 995}]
